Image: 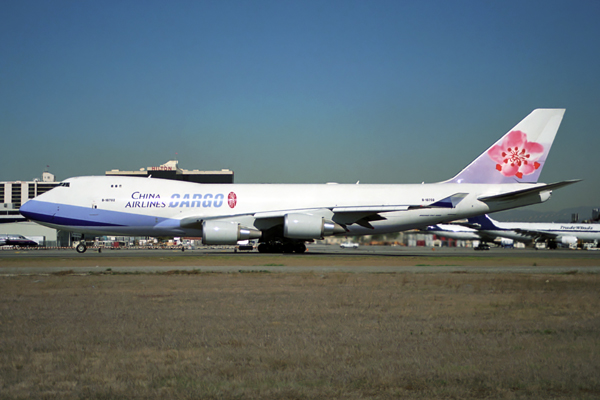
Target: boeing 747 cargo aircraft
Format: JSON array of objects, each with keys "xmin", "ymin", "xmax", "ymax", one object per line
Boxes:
[{"xmin": 20, "ymin": 109, "xmax": 578, "ymax": 253}]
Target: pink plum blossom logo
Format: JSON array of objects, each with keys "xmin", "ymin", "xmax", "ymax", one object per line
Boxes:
[
  {"xmin": 487, "ymin": 130, "xmax": 544, "ymax": 179},
  {"xmin": 228, "ymin": 192, "xmax": 237, "ymax": 208}
]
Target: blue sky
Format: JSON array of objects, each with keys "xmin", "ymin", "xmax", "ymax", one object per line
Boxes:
[{"xmin": 1, "ymin": 0, "xmax": 599, "ymax": 212}]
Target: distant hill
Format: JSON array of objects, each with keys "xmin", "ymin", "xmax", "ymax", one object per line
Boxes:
[{"xmin": 492, "ymin": 206, "xmax": 599, "ymax": 223}]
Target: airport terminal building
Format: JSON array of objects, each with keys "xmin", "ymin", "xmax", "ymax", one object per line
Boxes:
[
  {"xmin": 0, "ymin": 171, "xmax": 60, "ymax": 224},
  {"xmin": 0, "ymin": 172, "xmax": 62, "ymax": 245}
]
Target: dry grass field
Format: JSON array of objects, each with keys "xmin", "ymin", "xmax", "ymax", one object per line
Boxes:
[{"xmin": 1, "ymin": 271, "xmax": 599, "ymax": 399}]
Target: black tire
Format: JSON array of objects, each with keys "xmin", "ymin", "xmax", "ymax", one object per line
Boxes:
[
  {"xmin": 294, "ymin": 243, "xmax": 307, "ymax": 253},
  {"xmin": 76, "ymin": 243, "xmax": 87, "ymax": 253}
]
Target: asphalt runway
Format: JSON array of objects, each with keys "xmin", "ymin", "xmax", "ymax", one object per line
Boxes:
[{"xmin": 1, "ymin": 245, "xmax": 599, "ymax": 274}]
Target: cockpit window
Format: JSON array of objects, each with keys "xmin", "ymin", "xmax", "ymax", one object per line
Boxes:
[{"xmin": 59, "ymin": 182, "xmax": 70, "ymax": 187}]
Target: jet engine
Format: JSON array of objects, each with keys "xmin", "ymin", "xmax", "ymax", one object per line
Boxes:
[
  {"xmin": 283, "ymin": 213, "xmax": 346, "ymax": 239},
  {"xmin": 202, "ymin": 220, "xmax": 262, "ymax": 245},
  {"xmin": 560, "ymin": 236, "xmax": 578, "ymax": 246}
]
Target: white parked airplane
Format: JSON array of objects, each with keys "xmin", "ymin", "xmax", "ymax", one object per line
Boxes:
[
  {"xmin": 427, "ymin": 214, "xmax": 600, "ymax": 249},
  {"xmin": 20, "ymin": 109, "xmax": 579, "ymax": 253}
]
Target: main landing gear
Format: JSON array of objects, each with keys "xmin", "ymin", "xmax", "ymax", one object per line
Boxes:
[
  {"xmin": 257, "ymin": 241, "xmax": 307, "ymax": 254},
  {"xmin": 474, "ymin": 243, "xmax": 490, "ymax": 251}
]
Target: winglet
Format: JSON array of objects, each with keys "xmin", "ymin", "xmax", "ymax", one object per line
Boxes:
[{"xmin": 445, "ymin": 109, "xmax": 566, "ymax": 184}]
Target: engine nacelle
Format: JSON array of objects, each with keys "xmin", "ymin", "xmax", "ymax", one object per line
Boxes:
[
  {"xmin": 284, "ymin": 213, "xmax": 345, "ymax": 239},
  {"xmin": 539, "ymin": 190, "xmax": 552, "ymax": 203},
  {"xmin": 560, "ymin": 235, "xmax": 578, "ymax": 246},
  {"xmin": 202, "ymin": 220, "xmax": 261, "ymax": 245}
]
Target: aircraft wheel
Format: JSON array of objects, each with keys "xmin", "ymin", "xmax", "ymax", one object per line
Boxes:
[
  {"xmin": 294, "ymin": 243, "xmax": 307, "ymax": 253},
  {"xmin": 76, "ymin": 243, "xmax": 87, "ymax": 253},
  {"xmin": 282, "ymin": 243, "xmax": 295, "ymax": 253},
  {"xmin": 258, "ymin": 243, "xmax": 269, "ymax": 253}
]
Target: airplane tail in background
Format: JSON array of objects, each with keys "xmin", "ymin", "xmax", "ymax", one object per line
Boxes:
[
  {"xmin": 445, "ymin": 109, "xmax": 566, "ymax": 184},
  {"xmin": 467, "ymin": 214, "xmax": 502, "ymax": 230}
]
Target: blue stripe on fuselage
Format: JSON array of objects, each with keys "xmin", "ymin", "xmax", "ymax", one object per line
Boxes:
[{"xmin": 20, "ymin": 200, "xmax": 166, "ymax": 228}]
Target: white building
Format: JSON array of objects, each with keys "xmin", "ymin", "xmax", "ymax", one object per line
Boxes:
[
  {"xmin": 0, "ymin": 172, "xmax": 62, "ymax": 246},
  {"xmin": 1, "ymin": 172, "xmax": 60, "ymax": 223}
]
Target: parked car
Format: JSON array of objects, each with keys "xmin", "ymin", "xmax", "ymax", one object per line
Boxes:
[{"xmin": 0, "ymin": 234, "xmax": 39, "ymax": 248}]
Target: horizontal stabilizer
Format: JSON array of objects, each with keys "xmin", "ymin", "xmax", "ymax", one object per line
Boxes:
[{"xmin": 478, "ymin": 180, "xmax": 580, "ymax": 202}]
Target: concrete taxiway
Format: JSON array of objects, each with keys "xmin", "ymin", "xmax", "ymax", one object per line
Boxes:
[{"xmin": 1, "ymin": 245, "xmax": 599, "ymax": 275}]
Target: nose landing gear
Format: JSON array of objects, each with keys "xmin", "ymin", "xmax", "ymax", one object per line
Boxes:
[{"xmin": 76, "ymin": 242, "xmax": 87, "ymax": 253}]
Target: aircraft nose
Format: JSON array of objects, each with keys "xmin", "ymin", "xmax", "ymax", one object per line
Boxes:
[{"xmin": 19, "ymin": 200, "xmax": 41, "ymax": 221}]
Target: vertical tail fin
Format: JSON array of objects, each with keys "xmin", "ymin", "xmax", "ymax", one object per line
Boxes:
[
  {"xmin": 445, "ymin": 109, "xmax": 565, "ymax": 184},
  {"xmin": 467, "ymin": 214, "xmax": 501, "ymax": 230}
]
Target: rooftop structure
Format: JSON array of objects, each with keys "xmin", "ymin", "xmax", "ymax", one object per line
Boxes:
[{"xmin": 106, "ymin": 160, "xmax": 234, "ymax": 183}]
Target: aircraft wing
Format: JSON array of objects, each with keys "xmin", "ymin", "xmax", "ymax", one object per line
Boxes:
[
  {"xmin": 451, "ymin": 220, "xmax": 482, "ymax": 229},
  {"xmin": 251, "ymin": 192, "xmax": 469, "ymax": 218},
  {"xmin": 181, "ymin": 193, "xmax": 471, "ymax": 231},
  {"xmin": 511, "ymin": 229, "xmax": 559, "ymax": 241},
  {"xmin": 252, "ymin": 206, "xmax": 407, "ymax": 231},
  {"xmin": 252, "ymin": 193, "xmax": 469, "ymax": 230},
  {"xmin": 250, "ymin": 207, "xmax": 407, "ymax": 219},
  {"xmin": 330, "ymin": 193, "xmax": 469, "ymax": 213},
  {"xmin": 476, "ymin": 231, "xmax": 502, "ymax": 243}
]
